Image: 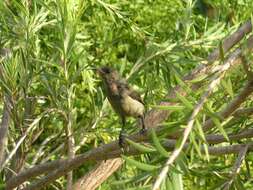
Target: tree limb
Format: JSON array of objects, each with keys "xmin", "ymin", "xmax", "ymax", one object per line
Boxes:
[
  {"xmin": 0, "ymin": 95, "xmax": 11, "ymax": 169},
  {"xmin": 72, "ymin": 158, "xmax": 123, "ymax": 190},
  {"xmin": 222, "ymin": 145, "xmax": 248, "ymax": 190}
]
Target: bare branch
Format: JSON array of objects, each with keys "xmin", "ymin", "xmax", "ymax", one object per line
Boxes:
[
  {"xmin": 65, "ymin": 113, "xmax": 75, "ymax": 190},
  {"xmin": 232, "ymin": 107, "xmax": 253, "ymax": 117},
  {"xmin": 208, "ymin": 20, "xmax": 252, "ymax": 62},
  {"xmin": 240, "ymin": 55, "xmax": 253, "ymax": 78},
  {"xmin": 222, "ymin": 145, "xmax": 248, "ymax": 190},
  {"xmin": 0, "ymin": 95, "xmax": 11, "ymax": 169},
  {"xmin": 203, "ymin": 78, "xmax": 253, "ymax": 131},
  {"xmin": 0, "ymin": 116, "xmax": 42, "ymax": 173},
  {"xmin": 206, "ymin": 129, "xmax": 253, "ymax": 144},
  {"xmin": 72, "ymin": 158, "xmax": 123, "ymax": 190}
]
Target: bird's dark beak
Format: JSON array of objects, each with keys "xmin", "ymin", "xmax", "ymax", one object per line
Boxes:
[{"xmin": 96, "ymin": 68, "xmax": 104, "ymax": 76}]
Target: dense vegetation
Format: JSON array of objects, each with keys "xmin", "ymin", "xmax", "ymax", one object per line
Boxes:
[{"xmin": 1, "ymin": 0, "xmax": 253, "ymax": 189}]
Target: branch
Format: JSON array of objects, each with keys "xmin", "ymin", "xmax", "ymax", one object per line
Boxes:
[
  {"xmin": 206, "ymin": 129, "xmax": 253, "ymax": 144},
  {"xmin": 232, "ymin": 107, "xmax": 253, "ymax": 117},
  {"xmin": 0, "ymin": 95, "xmax": 11, "ymax": 169},
  {"xmin": 222, "ymin": 145, "xmax": 248, "ymax": 190},
  {"xmin": 72, "ymin": 158, "xmax": 123, "ymax": 190},
  {"xmin": 203, "ymin": 78, "xmax": 253, "ymax": 132},
  {"xmin": 162, "ymin": 141, "xmax": 253, "ymax": 156},
  {"xmin": 0, "ymin": 116, "xmax": 42, "ymax": 174},
  {"xmin": 65, "ymin": 112, "xmax": 75, "ymax": 190},
  {"xmin": 207, "ymin": 20, "xmax": 252, "ymax": 62},
  {"xmin": 167, "ymin": 46, "xmax": 253, "ymax": 140}
]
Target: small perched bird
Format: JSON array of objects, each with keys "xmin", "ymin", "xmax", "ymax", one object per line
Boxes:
[{"xmin": 97, "ymin": 66, "xmax": 146, "ymax": 146}]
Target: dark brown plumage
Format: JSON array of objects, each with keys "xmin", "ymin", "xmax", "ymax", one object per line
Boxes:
[{"xmin": 97, "ymin": 66, "xmax": 145, "ymax": 146}]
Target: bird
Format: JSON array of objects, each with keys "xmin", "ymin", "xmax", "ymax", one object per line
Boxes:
[{"xmin": 97, "ymin": 66, "xmax": 146, "ymax": 146}]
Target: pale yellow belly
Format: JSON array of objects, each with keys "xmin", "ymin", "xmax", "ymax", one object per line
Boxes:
[{"xmin": 121, "ymin": 96, "xmax": 145, "ymax": 117}]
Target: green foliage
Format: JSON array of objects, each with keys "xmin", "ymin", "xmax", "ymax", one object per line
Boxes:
[{"xmin": 1, "ymin": 0, "xmax": 253, "ymax": 190}]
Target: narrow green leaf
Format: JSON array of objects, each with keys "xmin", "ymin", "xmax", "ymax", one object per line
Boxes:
[
  {"xmin": 190, "ymin": 133, "xmax": 202, "ymax": 157},
  {"xmin": 234, "ymin": 177, "xmax": 246, "ymax": 190},
  {"xmin": 195, "ymin": 119, "xmax": 206, "ymax": 142},
  {"xmin": 203, "ymin": 103, "xmax": 223, "ymax": 120},
  {"xmin": 175, "ymin": 153, "xmax": 189, "ymax": 173},
  {"xmin": 212, "ymin": 118, "xmax": 229, "ymax": 141},
  {"xmin": 193, "ymin": 119, "xmax": 209, "ymax": 160},
  {"xmin": 122, "ymin": 155, "xmax": 159, "ymax": 171},
  {"xmin": 175, "ymin": 135, "xmax": 183, "ymax": 149},
  {"xmin": 151, "ymin": 105, "xmax": 185, "ymax": 111},
  {"xmin": 151, "ymin": 128, "xmax": 169, "ymax": 157},
  {"xmin": 174, "ymin": 72, "xmax": 192, "ymax": 94},
  {"xmin": 189, "ymin": 73, "xmax": 208, "ymax": 83},
  {"xmin": 203, "ymin": 143, "xmax": 210, "ymax": 162},
  {"xmin": 221, "ymin": 78, "xmax": 234, "ymax": 97},
  {"xmin": 125, "ymin": 138, "xmax": 156, "ymax": 153},
  {"xmin": 169, "ymin": 164, "xmax": 184, "ymax": 175},
  {"xmin": 175, "ymin": 91, "xmax": 194, "ymax": 110},
  {"xmin": 170, "ymin": 165, "xmax": 184, "ymax": 190}
]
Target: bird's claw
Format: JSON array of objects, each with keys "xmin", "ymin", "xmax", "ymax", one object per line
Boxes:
[
  {"xmin": 119, "ymin": 132, "xmax": 126, "ymax": 148},
  {"xmin": 139, "ymin": 128, "xmax": 147, "ymax": 135}
]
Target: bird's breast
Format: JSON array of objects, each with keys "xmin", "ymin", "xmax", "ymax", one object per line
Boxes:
[{"xmin": 120, "ymin": 95, "xmax": 145, "ymax": 117}]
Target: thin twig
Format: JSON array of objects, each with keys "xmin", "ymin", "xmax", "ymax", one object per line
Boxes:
[
  {"xmin": 240, "ymin": 54, "xmax": 253, "ymax": 79},
  {"xmin": 232, "ymin": 107, "xmax": 253, "ymax": 117},
  {"xmin": 168, "ymin": 48, "xmax": 253, "ymax": 139},
  {"xmin": 206, "ymin": 129, "xmax": 253, "ymax": 144},
  {"xmin": 32, "ymin": 134, "xmax": 58, "ymax": 165},
  {"xmin": 65, "ymin": 113, "xmax": 75, "ymax": 190},
  {"xmin": 0, "ymin": 116, "xmax": 42, "ymax": 173},
  {"xmin": 72, "ymin": 158, "xmax": 123, "ymax": 190},
  {"xmin": 0, "ymin": 95, "xmax": 11, "ymax": 169},
  {"xmin": 203, "ymin": 78, "xmax": 253, "ymax": 131},
  {"xmin": 222, "ymin": 145, "xmax": 248, "ymax": 190},
  {"xmin": 208, "ymin": 20, "xmax": 252, "ymax": 62}
]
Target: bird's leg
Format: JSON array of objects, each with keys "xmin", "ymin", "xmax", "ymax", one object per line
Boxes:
[
  {"xmin": 119, "ymin": 116, "xmax": 126, "ymax": 147},
  {"xmin": 139, "ymin": 115, "xmax": 146, "ymax": 134}
]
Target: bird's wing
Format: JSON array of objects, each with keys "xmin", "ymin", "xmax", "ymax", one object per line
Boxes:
[
  {"xmin": 119, "ymin": 80, "xmax": 145, "ymax": 105},
  {"xmin": 128, "ymin": 88, "xmax": 145, "ymax": 105}
]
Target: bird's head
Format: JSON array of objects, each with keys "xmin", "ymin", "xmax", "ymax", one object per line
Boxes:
[{"xmin": 97, "ymin": 66, "xmax": 120, "ymax": 82}]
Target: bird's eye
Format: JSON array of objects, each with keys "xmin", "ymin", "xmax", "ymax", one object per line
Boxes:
[{"xmin": 102, "ymin": 67, "xmax": 111, "ymax": 74}]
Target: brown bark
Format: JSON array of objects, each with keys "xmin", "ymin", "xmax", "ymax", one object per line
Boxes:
[
  {"xmin": 0, "ymin": 96, "xmax": 11, "ymax": 169},
  {"xmin": 72, "ymin": 158, "xmax": 123, "ymax": 190},
  {"xmin": 207, "ymin": 20, "xmax": 252, "ymax": 62},
  {"xmin": 65, "ymin": 113, "xmax": 75, "ymax": 190}
]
